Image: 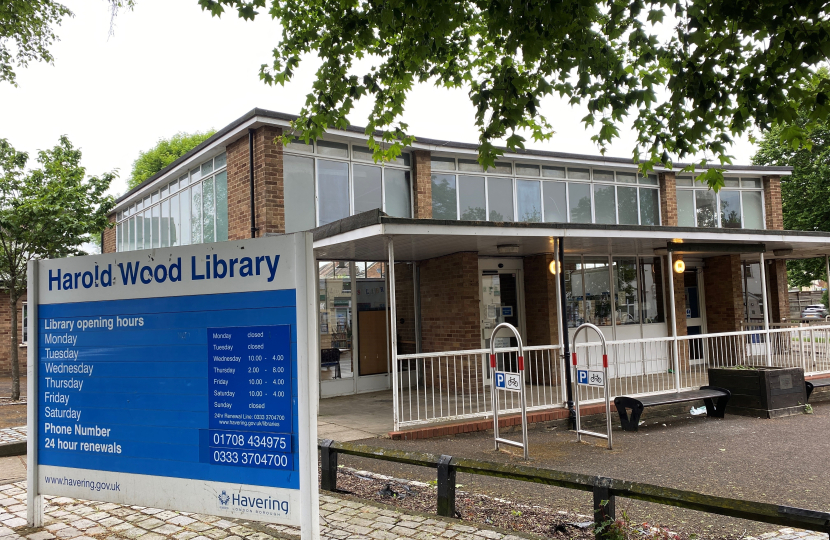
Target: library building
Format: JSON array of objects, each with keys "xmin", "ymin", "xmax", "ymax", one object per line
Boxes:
[{"xmin": 101, "ymin": 108, "xmax": 830, "ymax": 437}]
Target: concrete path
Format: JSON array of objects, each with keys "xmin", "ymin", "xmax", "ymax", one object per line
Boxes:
[{"xmin": 318, "ymin": 391, "xmax": 393, "ymax": 441}]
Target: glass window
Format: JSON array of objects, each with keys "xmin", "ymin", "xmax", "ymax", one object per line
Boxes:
[
  {"xmin": 161, "ymin": 185, "xmax": 169, "ymax": 199},
  {"xmin": 742, "ymin": 177, "xmax": 761, "ymax": 188},
  {"xmin": 128, "ymin": 217, "xmax": 135, "ymax": 251},
  {"xmin": 458, "ymin": 159, "xmax": 483, "ymax": 173},
  {"xmin": 170, "ymin": 193, "xmax": 180, "ymax": 246},
  {"xmin": 431, "ymin": 157, "xmax": 455, "ymax": 171},
  {"xmin": 458, "ymin": 175, "xmax": 486, "ymax": 220},
  {"xmin": 287, "ymin": 138, "xmax": 314, "ymax": 153},
  {"xmin": 676, "ymin": 176, "xmax": 694, "ymax": 187},
  {"xmin": 191, "ymin": 184, "xmax": 202, "ymax": 244},
  {"xmin": 719, "ymin": 190, "xmax": 742, "ymax": 228},
  {"xmin": 723, "ymin": 177, "xmax": 740, "ymax": 188},
  {"xmin": 677, "ymin": 190, "xmax": 695, "ymax": 227},
  {"xmin": 203, "ymin": 176, "xmax": 215, "ymax": 243},
  {"xmin": 639, "ymin": 188, "xmax": 660, "ymax": 226},
  {"xmin": 214, "ymin": 152, "xmax": 227, "ymax": 169},
  {"xmin": 151, "ymin": 205, "xmax": 160, "ymax": 248},
  {"xmin": 169, "ymin": 180, "xmax": 177, "ymax": 193},
  {"xmin": 352, "ymin": 145, "xmax": 374, "ymax": 161},
  {"xmin": 201, "ymin": 160, "xmax": 214, "ymax": 178},
  {"xmin": 143, "ymin": 196, "xmax": 151, "ymax": 209},
  {"xmin": 516, "ymin": 163, "xmax": 540, "ymax": 176},
  {"xmin": 616, "ymin": 186, "xmax": 639, "ymax": 225},
  {"xmin": 542, "ymin": 166, "xmax": 566, "ymax": 179},
  {"xmin": 568, "ymin": 168, "xmax": 590, "ymax": 180},
  {"xmin": 593, "ymin": 184, "xmax": 615, "ymax": 224},
  {"xmin": 22, "ymin": 303, "xmax": 27, "ymax": 344},
  {"xmin": 516, "ymin": 180, "xmax": 541, "ymax": 222},
  {"xmin": 143, "ymin": 209, "xmax": 151, "ymax": 248},
  {"xmin": 317, "ymin": 140, "xmax": 349, "ymax": 158},
  {"xmin": 564, "ymin": 257, "xmax": 583, "ymax": 328},
  {"xmin": 215, "ymin": 171, "xmax": 228, "ymax": 242},
  {"xmin": 742, "ymin": 191, "xmax": 764, "ymax": 229},
  {"xmin": 160, "ymin": 199, "xmax": 169, "ymax": 248},
  {"xmin": 613, "ymin": 258, "xmax": 639, "ymax": 325},
  {"xmin": 583, "ymin": 257, "xmax": 611, "ymax": 326},
  {"xmin": 384, "ymin": 169, "xmax": 411, "ymax": 218},
  {"xmin": 135, "ymin": 211, "xmax": 143, "ymax": 250},
  {"xmin": 431, "ymin": 174, "xmax": 457, "ymax": 219},
  {"xmin": 152, "ymin": 191, "xmax": 159, "ymax": 204},
  {"xmin": 284, "ymin": 155, "xmax": 316, "ymax": 233},
  {"xmin": 543, "ymin": 181, "xmax": 567, "ymax": 222},
  {"xmin": 487, "ymin": 177, "xmax": 514, "ymax": 221},
  {"xmin": 190, "ymin": 167, "xmax": 201, "ymax": 183},
  {"xmin": 353, "ymin": 164, "xmax": 383, "ymax": 214},
  {"xmin": 639, "ymin": 258, "xmax": 665, "ymax": 323},
  {"xmin": 180, "ymin": 192, "xmax": 191, "ymax": 246},
  {"xmin": 640, "ymin": 174, "xmax": 658, "ymax": 185},
  {"xmin": 317, "ymin": 159, "xmax": 350, "ymax": 225},
  {"xmin": 594, "ymin": 169, "xmax": 614, "ymax": 182},
  {"xmin": 568, "ymin": 182, "xmax": 592, "ymax": 223},
  {"xmin": 117, "ymin": 211, "xmax": 123, "ymax": 222},
  {"xmin": 116, "ymin": 224, "xmax": 122, "ymax": 252},
  {"xmin": 179, "ymin": 173, "xmax": 190, "ymax": 188},
  {"xmin": 492, "ymin": 162, "xmax": 512, "ymax": 174},
  {"xmin": 695, "ymin": 190, "xmax": 716, "ymax": 228},
  {"xmin": 394, "ymin": 152, "xmax": 411, "ymax": 167},
  {"xmin": 617, "ymin": 172, "xmax": 637, "ymax": 184}
]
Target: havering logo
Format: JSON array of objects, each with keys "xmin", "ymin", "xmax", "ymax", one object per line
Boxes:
[{"xmin": 218, "ymin": 490, "xmax": 230, "ymax": 506}]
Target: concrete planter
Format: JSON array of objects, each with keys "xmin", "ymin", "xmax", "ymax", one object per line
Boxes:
[{"xmin": 707, "ymin": 366, "xmax": 807, "ymax": 418}]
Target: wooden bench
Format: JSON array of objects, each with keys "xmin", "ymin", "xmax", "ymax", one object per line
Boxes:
[
  {"xmin": 321, "ymin": 348, "xmax": 342, "ymax": 379},
  {"xmin": 614, "ymin": 386, "xmax": 731, "ymax": 432},
  {"xmin": 806, "ymin": 378, "xmax": 830, "ymax": 402}
]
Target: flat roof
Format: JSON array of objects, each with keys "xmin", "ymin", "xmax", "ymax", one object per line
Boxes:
[{"xmin": 114, "ymin": 108, "xmax": 793, "ymax": 208}]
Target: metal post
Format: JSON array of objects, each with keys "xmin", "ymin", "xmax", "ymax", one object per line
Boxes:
[
  {"xmin": 490, "ymin": 322, "xmax": 529, "ymax": 459},
  {"xmin": 666, "ymin": 251, "xmax": 681, "ymax": 390},
  {"xmin": 593, "ymin": 478, "xmax": 616, "ymax": 540},
  {"xmin": 320, "ymin": 439, "xmax": 338, "ymax": 491},
  {"xmin": 571, "ymin": 323, "xmax": 613, "ymax": 450},
  {"xmin": 759, "ymin": 253, "xmax": 772, "ymax": 367},
  {"xmin": 436, "ymin": 455, "xmax": 457, "ymax": 518},
  {"xmin": 388, "ymin": 238, "xmax": 400, "ymax": 430},
  {"xmin": 553, "ymin": 240, "xmax": 567, "ymax": 407},
  {"xmin": 558, "ymin": 237, "xmax": 575, "ymax": 429},
  {"xmin": 27, "ymin": 261, "xmax": 41, "ymax": 527}
]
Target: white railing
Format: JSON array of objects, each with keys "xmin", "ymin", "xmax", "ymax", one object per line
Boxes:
[{"xmin": 392, "ymin": 325, "xmax": 830, "ymax": 430}]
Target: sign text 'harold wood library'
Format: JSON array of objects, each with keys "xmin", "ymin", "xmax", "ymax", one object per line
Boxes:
[{"xmin": 27, "ymin": 233, "xmax": 320, "ymax": 540}]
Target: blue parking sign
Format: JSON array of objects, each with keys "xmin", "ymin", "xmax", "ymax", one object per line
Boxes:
[{"xmin": 577, "ymin": 369, "xmax": 588, "ymax": 384}]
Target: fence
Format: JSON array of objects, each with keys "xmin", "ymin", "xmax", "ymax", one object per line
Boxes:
[
  {"xmin": 319, "ymin": 439, "xmax": 830, "ymax": 539},
  {"xmin": 393, "ymin": 325, "xmax": 830, "ymax": 429}
]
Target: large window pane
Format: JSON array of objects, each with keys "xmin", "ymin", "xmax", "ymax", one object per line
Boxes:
[
  {"xmin": 583, "ymin": 257, "xmax": 611, "ymax": 326},
  {"xmin": 135, "ymin": 212, "xmax": 143, "ymax": 250},
  {"xmin": 170, "ymin": 194, "xmax": 179, "ymax": 246},
  {"xmin": 639, "ymin": 258, "xmax": 665, "ymax": 323},
  {"xmin": 742, "ymin": 191, "xmax": 764, "ymax": 229},
  {"xmin": 431, "ymin": 174, "xmax": 457, "ymax": 219},
  {"xmin": 384, "ymin": 169, "xmax": 411, "ymax": 218},
  {"xmin": 284, "ymin": 155, "xmax": 316, "ymax": 233},
  {"xmin": 317, "ymin": 140, "xmax": 349, "ymax": 158},
  {"xmin": 639, "ymin": 188, "xmax": 660, "ymax": 226},
  {"xmin": 617, "ymin": 186, "xmax": 638, "ymax": 225},
  {"xmin": 564, "ymin": 257, "xmax": 583, "ymax": 328},
  {"xmin": 160, "ymin": 199, "xmax": 169, "ymax": 248},
  {"xmin": 353, "ymin": 164, "xmax": 382, "ymax": 214},
  {"xmin": 516, "ymin": 180, "xmax": 541, "ymax": 222},
  {"xmin": 143, "ymin": 209, "xmax": 151, "ymax": 248},
  {"xmin": 613, "ymin": 258, "xmax": 638, "ymax": 325},
  {"xmin": 720, "ymin": 190, "xmax": 741, "ymax": 228},
  {"xmin": 180, "ymin": 193, "xmax": 191, "ymax": 246},
  {"xmin": 128, "ymin": 217, "xmax": 135, "ymax": 251},
  {"xmin": 543, "ymin": 181, "xmax": 566, "ymax": 222},
  {"xmin": 677, "ymin": 190, "xmax": 695, "ymax": 227},
  {"xmin": 488, "ymin": 177, "xmax": 514, "ymax": 221},
  {"xmin": 317, "ymin": 159, "xmax": 350, "ymax": 225},
  {"xmin": 215, "ymin": 171, "xmax": 228, "ymax": 242},
  {"xmin": 191, "ymin": 184, "xmax": 202, "ymax": 244},
  {"xmin": 593, "ymin": 184, "xmax": 615, "ymax": 224},
  {"xmin": 203, "ymin": 176, "xmax": 216, "ymax": 243},
  {"xmin": 695, "ymin": 190, "xmax": 717, "ymax": 228},
  {"xmin": 568, "ymin": 182, "xmax": 592, "ymax": 223},
  {"xmin": 151, "ymin": 205, "xmax": 160, "ymax": 248},
  {"xmin": 459, "ymin": 175, "xmax": 486, "ymax": 220},
  {"xmin": 116, "ymin": 224, "xmax": 122, "ymax": 252}
]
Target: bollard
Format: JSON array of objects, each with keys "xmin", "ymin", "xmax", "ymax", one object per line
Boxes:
[
  {"xmin": 320, "ymin": 439, "xmax": 338, "ymax": 492},
  {"xmin": 593, "ymin": 477, "xmax": 616, "ymax": 540},
  {"xmin": 436, "ymin": 455, "xmax": 456, "ymax": 518}
]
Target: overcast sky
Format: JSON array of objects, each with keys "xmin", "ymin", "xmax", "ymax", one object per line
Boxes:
[{"xmin": 0, "ymin": 0, "xmax": 760, "ymax": 198}]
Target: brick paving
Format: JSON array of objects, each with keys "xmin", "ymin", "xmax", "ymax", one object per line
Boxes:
[
  {"xmin": 0, "ymin": 428, "xmax": 26, "ymax": 445},
  {"xmin": 0, "ymin": 481, "xmax": 818, "ymax": 540}
]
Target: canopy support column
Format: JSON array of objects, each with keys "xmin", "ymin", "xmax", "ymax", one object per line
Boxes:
[
  {"xmin": 388, "ymin": 237, "xmax": 400, "ymax": 431},
  {"xmin": 667, "ymin": 252, "xmax": 681, "ymax": 390},
  {"xmin": 759, "ymin": 253, "xmax": 772, "ymax": 367}
]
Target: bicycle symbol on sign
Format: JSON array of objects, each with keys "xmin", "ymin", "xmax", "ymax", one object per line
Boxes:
[{"xmin": 590, "ymin": 373, "xmax": 603, "ymax": 384}]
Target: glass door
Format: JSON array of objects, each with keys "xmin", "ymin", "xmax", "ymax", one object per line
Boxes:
[
  {"xmin": 479, "ymin": 259, "xmax": 525, "ymax": 381},
  {"xmin": 684, "ymin": 268, "xmax": 706, "ymax": 364}
]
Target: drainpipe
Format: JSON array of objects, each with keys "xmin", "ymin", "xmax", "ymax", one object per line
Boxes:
[
  {"xmin": 558, "ymin": 237, "xmax": 575, "ymax": 429},
  {"xmin": 249, "ymin": 129, "xmax": 257, "ymax": 238}
]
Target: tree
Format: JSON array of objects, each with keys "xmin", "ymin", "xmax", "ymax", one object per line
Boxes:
[
  {"xmin": 0, "ymin": 137, "xmax": 115, "ymax": 400},
  {"xmin": 128, "ymin": 131, "xmax": 216, "ymax": 189},
  {"xmin": 1, "ymin": 1, "xmax": 135, "ymax": 85},
  {"xmin": 753, "ymin": 70, "xmax": 830, "ymax": 291},
  {"xmin": 198, "ymin": 0, "xmax": 830, "ymax": 189}
]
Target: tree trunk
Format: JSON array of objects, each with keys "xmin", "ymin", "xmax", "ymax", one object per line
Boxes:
[{"xmin": 9, "ymin": 289, "xmax": 19, "ymax": 401}]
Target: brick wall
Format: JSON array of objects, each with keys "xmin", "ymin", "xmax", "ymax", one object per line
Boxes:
[
  {"xmin": 664, "ymin": 255, "xmax": 687, "ymax": 337},
  {"xmin": 226, "ymin": 126, "xmax": 284, "ymax": 240},
  {"xmin": 767, "ymin": 259, "xmax": 790, "ymax": 323},
  {"xmin": 523, "ymin": 254, "xmax": 560, "ymax": 385},
  {"xmin": 703, "ymin": 254, "xmax": 744, "ymax": 333},
  {"xmin": 419, "ymin": 252, "xmax": 480, "ymax": 352},
  {"xmin": 412, "ymin": 150, "xmax": 432, "ymax": 219},
  {"xmin": 394, "ymin": 262, "xmax": 417, "ymax": 355},
  {"xmin": 762, "ymin": 175, "xmax": 783, "ymax": 230},
  {"xmin": 103, "ymin": 214, "xmax": 116, "ymax": 253},
  {"xmin": 0, "ymin": 294, "xmax": 27, "ymax": 378},
  {"xmin": 659, "ymin": 172, "xmax": 677, "ymax": 227}
]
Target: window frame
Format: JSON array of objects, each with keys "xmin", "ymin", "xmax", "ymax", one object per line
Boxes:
[{"xmin": 675, "ymin": 176, "xmax": 765, "ymax": 230}]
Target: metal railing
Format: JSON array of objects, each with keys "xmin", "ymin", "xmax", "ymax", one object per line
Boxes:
[{"xmin": 392, "ymin": 325, "xmax": 830, "ymax": 429}]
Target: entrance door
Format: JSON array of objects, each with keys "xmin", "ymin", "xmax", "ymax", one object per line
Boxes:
[
  {"xmin": 684, "ymin": 269, "xmax": 705, "ymax": 363},
  {"xmin": 479, "ymin": 259, "xmax": 525, "ymax": 380}
]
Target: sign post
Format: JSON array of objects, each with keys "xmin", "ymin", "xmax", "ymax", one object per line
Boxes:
[
  {"xmin": 27, "ymin": 233, "xmax": 319, "ymax": 539},
  {"xmin": 571, "ymin": 323, "xmax": 613, "ymax": 450},
  {"xmin": 489, "ymin": 323, "xmax": 528, "ymax": 459}
]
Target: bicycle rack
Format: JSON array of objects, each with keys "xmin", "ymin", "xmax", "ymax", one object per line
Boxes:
[
  {"xmin": 571, "ymin": 323, "xmax": 613, "ymax": 450},
  {"xmin": 489, "ymin": 322, "xmax": 529, "ymax": 459}
]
